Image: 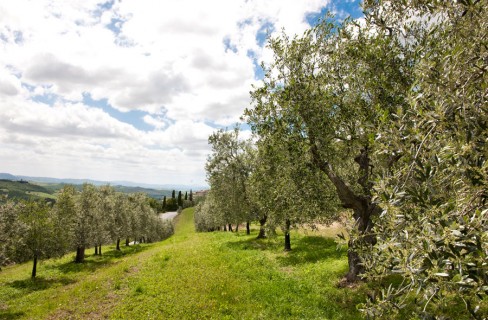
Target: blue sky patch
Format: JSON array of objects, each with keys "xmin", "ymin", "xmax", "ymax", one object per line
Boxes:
[
  {"xmin": 306, "ymin": 0, "xmax": 363, "ymax": 25},
  {"xmin": 256, "ymin": 21, "xmax": 274, "ymax": 47},
  {"xmin": 82, "ymin": 93, "xmax": 153, "ymax": 132}
]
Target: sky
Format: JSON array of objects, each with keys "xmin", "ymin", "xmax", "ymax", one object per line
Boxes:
[{"xmin": 0, "ymin": 0, "xmax": 362, "ymax": 188}]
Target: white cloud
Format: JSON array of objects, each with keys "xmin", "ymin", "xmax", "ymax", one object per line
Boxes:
[{"xmin": 0, "ymin": 0, "xmax": 331, "ymax": 186}]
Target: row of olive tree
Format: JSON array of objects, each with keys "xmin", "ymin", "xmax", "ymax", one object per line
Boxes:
[
  {"xmin": 247, "ymin": 0, "xmax": 487, "ymax": 318},
  {"xmin": 197, "ymin": 0, "xmax": 487, "ymax": 318},
  {"xmin": 0, "ymin": 184, "xmax": 174, "ymax": 278},
  {"xmin": 194, "ymin": 128, "xmax": 255, "ymax": 234},
  {"xmin": 194, "ymin": 126, "xmax": 339, "ymax": 251}
]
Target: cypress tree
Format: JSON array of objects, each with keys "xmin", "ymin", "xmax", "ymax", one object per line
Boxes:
[{"xmin": 177, "ymin": 191, "xmax": 183, "ymax": 207}]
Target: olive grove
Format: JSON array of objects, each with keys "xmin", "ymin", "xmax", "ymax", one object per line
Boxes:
[
  {"xmin": 197, "ymin": 0, "xmax": 487, "ymax": 318},
  {"xmin": 0, "ymin": 184, "xmax": 174, "ymax": 276}
]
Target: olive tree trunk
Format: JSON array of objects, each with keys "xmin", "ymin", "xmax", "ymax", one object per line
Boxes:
[
  {"xmin": 310, "ymin": 143, "xmax": 379, "ymax": 282},
  {"xmin": 284, "ymin": 219, "xmax": 292, "ymax": 251},
  {"xmin": 257, "ymin": 215, "xmax": 267, "ymax": 239},
  {"xmin": 31, "ymin": 253, "xmax": 38, "ymax": 278},
  {"xmin": 75, "ymin": 246, "xmax": 85, "ymax": 263}
]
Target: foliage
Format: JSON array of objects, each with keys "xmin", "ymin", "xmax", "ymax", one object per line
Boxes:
[
  {"xmin": 356, "ymin": 1, "xmax": 488, "ymax": 318},
  {"xmin": 247, "ymin": 127, "xmax": 340, "ymax": 247},
  {"xmin": 0, "ymin": 200, "xmax": 22, "ymax": 268},
  {"xmin": 196, "ymin": 127, "xmax": 254, "ymax": 231},
  {"xmin": 243, "ymin": 8, "xmax": 415, "ymax": 279},
  {"xmin": 165, "ymin": 197, "xmax": 179, "ymax": 211},
  {"xmin": 0, "ymin": 183, "xmax": 174, "ymax": 274},
  {"xmin": 16, "ymin": 201, "xmax": 62, "ymax": 278}
]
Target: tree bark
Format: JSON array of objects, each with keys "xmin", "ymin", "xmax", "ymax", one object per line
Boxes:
[
  {"xmin": 228, "ymin": 224, "xmax": 233, "ymax": 232},
  {"xmin": 125, "ymin": 237, "xmax": 130, "ymax": 246},
  {"xmin": 95, "ymin": 246, "xmax": 98, "ymax": 255},
  {"xmin": 75, "ymin": 246, "xmax": 85, "ymax": 263},
  {"xmin": 116, "ymin": 238, "xmax": 121, "ymax": 251},
  {"xmin": 257, "ymin": 215, "xmax": 267, "ymax": 239},
  {"xmin": 246, "ymin": 221, "xmax": 250, "ymax": 235},
  {"xmin": 223, "ymin": 225, "xmax": 227, "ymax": 231},
  {"xmin": 235, "ymin": 224, "xmax": 239, "ymax": 232},
  {"xmin": 309, "ymin": 142, "xmax": 379, "ymax": 282},
  {"xmin": 98, "ymin": 245, "xmax": 102, "ymax": 256},
  {"xmin": 284, "ymin": 219, "xmax": 292, "ymax": 251},
  {"xmin": 31, "ymin": 253, "xmax": 38, "ymax": 278}
]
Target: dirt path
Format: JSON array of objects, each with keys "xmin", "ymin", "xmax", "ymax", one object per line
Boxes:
[{"xmin": 159, "ymin": 211, "xmax": 178, "ymax": 220}]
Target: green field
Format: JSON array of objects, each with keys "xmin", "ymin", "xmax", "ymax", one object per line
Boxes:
[
  {"xmin": 0, "ymin": 208, "xmax": 365, "ymax": 319},
  {"xmin": 0, "ymin": 180, "xmax": 55, "ymax": 202}
]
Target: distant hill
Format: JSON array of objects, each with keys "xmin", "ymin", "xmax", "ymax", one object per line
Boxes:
[
  {"xmin": 0, "ymin": 179, "xmax": 56, "ymax": 202},
  {"xmin": 0, "ymin": 173, "xmax": 17, "ymax": 180},
  {"xmin": 0, "ymin": 173, "xmax": 206, "ymax": 201},
  {"xmin": 3, "ymin": 174, "xmax": 206, "ymax": 191}
]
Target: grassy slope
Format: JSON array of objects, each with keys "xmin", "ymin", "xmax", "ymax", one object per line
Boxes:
[
  {"xmin": 0, "ymin": 180, "xmax": 55, "ymax": 201},
  {"xmin": 0, "ymin": 208, "xmax": 365, "ymax": 319}
]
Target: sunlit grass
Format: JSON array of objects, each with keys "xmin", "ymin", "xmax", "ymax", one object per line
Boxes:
[
  {"xmin": 1, "ymin": 208, "xmax": 366, "ymax": 319},
  {"xmin": 0, "ymin": 242, "xmax": 156, "ymax": 319}
]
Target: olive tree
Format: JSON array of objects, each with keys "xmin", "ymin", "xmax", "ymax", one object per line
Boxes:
[
  {"xmin": 0, "ymin": 200, "xmax": 22, "ymax": 269},
  {"xmin": 247, "ymin": 131, "xmax": 339, "ymax": 250},
  {"xmin": 358, "ymin": 0, "xmax": 488, "ymax": 318},
  {"xmin": 93, "ymin": 185, "xmax": 114, "ymax": 255},
  {"xmin": 245, "ymin": 11, "xmax": 414, "ymax": 280},
  {"xmin": 17, "ymin": 201, "xmax": 62, "ymax": 278},
  {"xmin": 112, "ymin": 192, "xmax": 130, "ymax": 251},
  {"xmin": 202, "ymin": 127, "xmax": 254, "ymax": 232},
  {"xmin": 53, "ymin": 185, "xmax": 77, "ymax": 255},
  {"xmin": 74, "ymin": 183, "xmax": 98, "ymax": 263}
]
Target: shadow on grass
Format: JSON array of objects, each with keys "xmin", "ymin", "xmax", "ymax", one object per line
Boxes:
[
  {"xmin": 225, "ymin": 236, "xmax": 282, "ymax": 252},
  {"xmin": 50, "ymin": 244, "xmax": 152, "ymax": 274},
  {"xmin": 278, "ymin": 236, "xmax": 345, "ymax": 266},
  {"xmin": 226, "ymin": 234, "xmax": 346, "ymax": 266},
  {"xmin": 0, "ymin": 311, "xmax": 25, "ymax": 320},
  {"xmin": 9, "ymin": 276, "xmax": 76, "ymax": 293}
]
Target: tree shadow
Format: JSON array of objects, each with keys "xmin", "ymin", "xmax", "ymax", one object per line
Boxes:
[
  {"xmin": 277, "ymin": 236, "xmax": 346, "ymax": 266},
  {"xmin": 225, "ymin": 236, "xmax": 282, "ymax": 252},
  {"xmin": 52, "ymin": 244, "xmax": 152, "ymax": 274},
  {"xmin": 8, "ymin": 276, "xmax": 76, "ymax": 293},
  {"xmin": 225, "ymin": 234, "xmax": 346, "ymax": 266},
  {"xmin": 0, "ymin": 311, "xmax": 25, "ymax": 320}
]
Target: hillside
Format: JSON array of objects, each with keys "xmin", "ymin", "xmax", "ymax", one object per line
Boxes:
[
  {"xmin": 0, "ymin": 179, "xmax": 56, "ymax": 201},
  {"xmin": 0, "ymin": 208, "xmax": 369, "ymax": 319},
  {"xmin": 0, "ymin": 179, "xmax": 174, "ymax": 202}
]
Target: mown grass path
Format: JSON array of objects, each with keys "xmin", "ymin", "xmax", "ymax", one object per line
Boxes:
[{"xmin": 0, "ymin": 208, "xmax": 364, "ymax": 319}]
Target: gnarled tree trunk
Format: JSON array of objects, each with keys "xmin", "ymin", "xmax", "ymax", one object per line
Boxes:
[
  {"xmin": 257, "ymin": 215, "xmax": 267, "ymax": 239},
  {"xmin": 310, "ymin": 143, "xmax": 379, "ymax": 282}
]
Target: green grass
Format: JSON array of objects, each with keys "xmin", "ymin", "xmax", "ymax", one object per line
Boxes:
[
  {"xmin": 0, "ymin": 208, "xmax": 366, "ymax": 319},
  {"xmin": 25, "ymin": 191, "xmax": 57, "ymax": 200}
]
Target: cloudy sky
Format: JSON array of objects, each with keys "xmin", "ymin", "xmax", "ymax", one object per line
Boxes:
[{"xmin": 0, "ymin": 0, "xmax": 362, "ymax": 188}]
